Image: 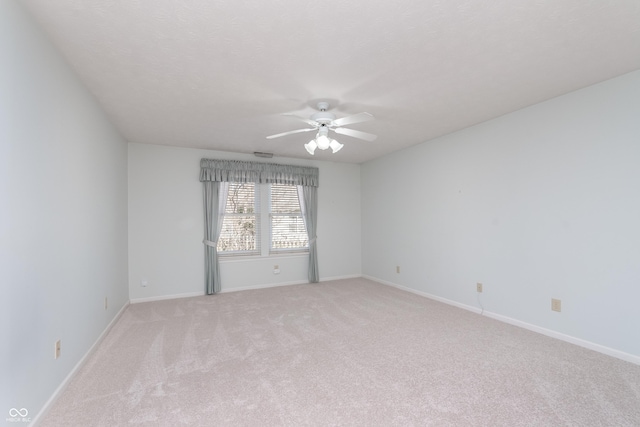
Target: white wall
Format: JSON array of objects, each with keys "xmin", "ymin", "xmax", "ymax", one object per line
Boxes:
[
  {"xmin": 128, "ymin": 143, "xmax": 361, "ymax": 301},
  {"xmin": 362, "ymin": 70, "xmax": 640, "ymax": 359},
  {"xmin": 1, "ymin": 0, "xmax": 129, "ymax": 421}
]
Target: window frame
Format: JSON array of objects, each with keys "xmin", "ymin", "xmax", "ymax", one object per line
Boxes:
[{"xmin": 217, "ymin": 183, "xmax": 308, "ymax": 258}]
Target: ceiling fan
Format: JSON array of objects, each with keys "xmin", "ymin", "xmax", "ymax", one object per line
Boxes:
[{"xmin": 266, "ymin": 102, "xmax": 377, "ymax": 155}]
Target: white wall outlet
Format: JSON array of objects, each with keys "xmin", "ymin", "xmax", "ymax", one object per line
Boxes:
[
  {"xmin": 477, "ymin": 283, "xmax": 483, "ymax": 293},
  {"xmin": 273, "ymin": 265, "xmax": 280, "ymax": 274},
  {"xmin": 396, "ymin": 266, "xmax": 400, "ymax": 274},
  {"xmin": 140, "ymin": 279, "xmax": 148, "ymax": 287},
  {"xmin": 54, "ymin": 340, "xmax": 61, "ymax": 359},
  {"xmin": 551, "ymin": 298, "xmax": 562, "ymax": 312}
]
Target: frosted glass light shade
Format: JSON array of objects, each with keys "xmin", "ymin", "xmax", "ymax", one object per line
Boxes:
[
  {"xmin": 329, "ymin": 139, "xmax": 343, "ymax": 153},
  {"xmin": 316, "ymin": 134, "xmax": 331, "ymax": 150},
  {"xmin": 304, "ymin": 139, "xmax": 317, "ymax": 155}
]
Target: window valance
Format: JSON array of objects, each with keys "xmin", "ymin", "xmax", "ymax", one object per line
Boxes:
[{"xmin": 200, "ymin": 159, "xmax": 319, "ymax": 187}]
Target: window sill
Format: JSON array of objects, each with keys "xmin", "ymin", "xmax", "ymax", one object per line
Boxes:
[{"xmin": 219, "ymin": 252, "xmax": 308, "ymax": 263}]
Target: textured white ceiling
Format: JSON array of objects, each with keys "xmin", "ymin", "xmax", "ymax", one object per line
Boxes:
[{"xmin": 23, "ymin": 0, "xmax": 640, "ymax": 163}]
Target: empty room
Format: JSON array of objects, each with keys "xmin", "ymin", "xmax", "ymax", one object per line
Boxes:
[{"xmin": 3, "ymin": 0, "xmax": 640, "ymax": 425}]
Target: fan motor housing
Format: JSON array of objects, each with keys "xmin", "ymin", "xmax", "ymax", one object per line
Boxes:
[{"xmin": 311, "ymin": 111, "xmax": 335, "ymax": 125}]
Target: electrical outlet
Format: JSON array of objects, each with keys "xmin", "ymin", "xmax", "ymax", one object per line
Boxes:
[
  {"xmin": 140, "ymin": 279, "xmax": 148, "ymax": 287},
  {"xmin": 54, "ymin": 340, "xmax": 61, "ymax": 359},
  {"xmin": 551, "ymin": 298, "xmax": 561, "ymax": 312},
  {"xmin": 273, "ymin": 265, "xmax": 280, "ymax": 274},
  {"xmin": 476, "ymin": 283, "xmax": 483, "ymax": 293},
  {"xmin": 396, "ymin": 266, "xmax": 400, "ymax": 274},
  {"xmin": 104, "ymin": 297, "xmax": 108, "ymax": 310}
]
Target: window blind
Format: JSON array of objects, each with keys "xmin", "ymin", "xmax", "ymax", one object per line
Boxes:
[
  {"xmin": 270, "ymin": 184, "xmax": 308, "ymax": 253},
  {"xmin": 217, "ymin": 182, "xmax": 260, "ymax": 255}
]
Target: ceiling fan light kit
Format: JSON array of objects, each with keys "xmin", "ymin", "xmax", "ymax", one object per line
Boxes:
[
  {"xmin": 267, "ymin": 101, "xmax": 376, "ymax": 156},
  {"xmin": 304, "ymin": 132, "xmax": 344, "ymax": 155}
]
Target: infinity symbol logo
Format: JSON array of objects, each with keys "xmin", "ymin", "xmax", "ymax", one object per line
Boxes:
[{"xmin": 9, "ymin": 408, "xmax": 28, "ymax": 417}]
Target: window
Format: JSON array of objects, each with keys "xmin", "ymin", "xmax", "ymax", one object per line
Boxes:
[
  {"xmin": 217, "ymin": 182, "xmax": 260, "ymax": 255},
  {"xmin": 270, "ymin": 184, "xmax": 308, "ymax": 254},
  {"xmin": 217, "ymin": 183, "xmax": 307, "ymax": 256}
]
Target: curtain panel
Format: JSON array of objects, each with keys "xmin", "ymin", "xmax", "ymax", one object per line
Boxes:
[
  {"xmin": 202, "ymin": 182, "xmax": 229, "ymax": 294},
  {"xmin": 297, "ymin": 185, "xmax": 319, "ymax": 283},
  {"xmin": 200, "ymin": 159, "xmax": 320, "ymax": 293}
]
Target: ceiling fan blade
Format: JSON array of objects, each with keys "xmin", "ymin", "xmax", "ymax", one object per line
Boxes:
[
  {"xmin": 266, "ymin": 128, "xmax": 316, "ymax": 139},
  {"xmin": 283, "ymin": 113, "xmax": 318, "ymax": 127},
  {"xmin": 333, "ymin": 127, "xmax": 377, "ymax": 142},
  {"xmin": 332, "ymin": 112, "xmax": 374, "ymax": 127}
]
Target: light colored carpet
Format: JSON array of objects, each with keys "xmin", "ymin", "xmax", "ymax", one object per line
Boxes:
[{"xmin": 41, "ymin": 278, "xmax": 640, "ymax": 426}]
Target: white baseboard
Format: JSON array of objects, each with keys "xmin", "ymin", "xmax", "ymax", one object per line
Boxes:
[
  {"xmin": 219, "ymin": 274, "xmax": 363, "ymax": 294},
  {"xmin": 31, "ymin": 301, "xmax": 130, "ymax": 426},
  {"xmin": 131, "ymin": 280, "xmax": 316, "ymax": 297},
  {"xmin": 364, "ymin": 275, "xmax": 483, "ymax": 314},
  {"xmin": 364, "ymin": 275, "xmax": 640, "ymax": 366},
  {"xmin": 130, "ymin": 291, "xmax": 204, "ymax": 304},
  {"xmin": 129, "ymin": 275, "xmax": 363, "ymax": 300},
  {"xmin": 320, "ymin": 274, "xmax": 362, "ymax": 282},
  {"xmin": 220, "ymin": 280, "xmax": 306, "ymax": 293},
  {"xmin": 483, "ymin": 311, "xmax": 640, "ymax": 366}
]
